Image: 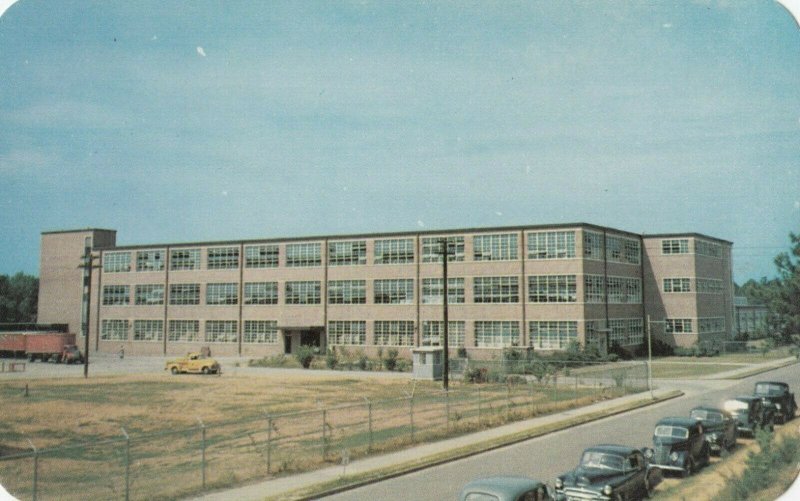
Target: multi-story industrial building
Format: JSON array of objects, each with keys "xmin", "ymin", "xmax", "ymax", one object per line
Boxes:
[{"xmin": 36, "ymin": 223, "xmax": 735, "ymax": 357}]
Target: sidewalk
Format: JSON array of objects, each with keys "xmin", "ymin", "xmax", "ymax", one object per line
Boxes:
[
  {"xmin": 192, "ymin": 387, "xmax": 680, "ymax": 501},
  {"xmin": 696, "ymin": 356, "xmax": 798, "ymax": 380}
]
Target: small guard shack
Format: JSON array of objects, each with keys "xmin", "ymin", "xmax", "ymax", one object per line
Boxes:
[{"xmin": 412, "ymin": 346, "xmax": 443, "ymax": 380}]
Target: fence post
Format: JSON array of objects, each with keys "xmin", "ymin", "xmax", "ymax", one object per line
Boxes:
[
  {"xmin": 445, "ymin": 390, "xmax": 450, "ymax": 433},
  {"xmin": 26, "ymin": 439, "xmax": 37, "ymax": 501},
  {"xmin": 528, "ymin": 381, "xmax": 534, "ymax": 415},
  {"xmin": 266, "ymin": 416, "xmax": 272, "ymax": 474},
  {"xmin": 121, "ymin": 428, "xmax": 130, "ymax": 501},
  {"xmin": 322, "ymin": 409, "xmax": 328, "ymax": 461},
  {"xmin": 477, "ymin": 386, "xmax": 482, "ymax": 424},
  {"xmin": 506, "ymin": 384, "xmax": 511, "ymax": 421},
  {"xmin": 363, "ymin": 398, "xmax": 373, "ymax": 452},
  {"xmin": 197, "ymin": 417, "xmax": 206, "ymax": 490}
]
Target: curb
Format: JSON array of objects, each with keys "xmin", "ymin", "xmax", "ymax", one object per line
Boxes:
[
  {"xmin": 723, "ymin": 358, "xmax": 799, "ymax": 380},
  {"xmin": 272, "ymin": 389, "xmax": 683, "ymax": 501}
]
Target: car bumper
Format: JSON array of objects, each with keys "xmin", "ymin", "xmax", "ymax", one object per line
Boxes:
[{"xmin": 556, "ymin": 488, "xmax": 611, "ymax": 500}]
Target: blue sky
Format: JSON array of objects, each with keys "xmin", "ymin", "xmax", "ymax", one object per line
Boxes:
[{"xmin": 1, "ymin": 0, "xmax": 798, "ymax": 282}]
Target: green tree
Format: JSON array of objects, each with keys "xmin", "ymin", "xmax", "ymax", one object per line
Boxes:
[
  {"xmin": 0, "ymin": 272, "xmax": 39, "ymax": 323},
  {"xmin": 770, "ymin": 232, "xmax": 800, "ymax": 345}
]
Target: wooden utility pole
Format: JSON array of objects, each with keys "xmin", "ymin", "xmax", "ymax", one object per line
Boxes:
[
  {"xmin": 78, "ymin": 249, "xmax": 98, "ymax": 378},
  {"xmin": 439, "ymin": 238, "xmax": 451, "ymax": 391}
]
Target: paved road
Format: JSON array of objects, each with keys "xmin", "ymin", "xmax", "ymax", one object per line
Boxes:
[{"xmin": 322, "ymin": 363, "xmax": 800, "ymax": 501}]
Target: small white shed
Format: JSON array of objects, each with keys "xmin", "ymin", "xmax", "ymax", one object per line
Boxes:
[{"xmin": 412, "ymin": 346, "xmax": 443, "ymax": 380}]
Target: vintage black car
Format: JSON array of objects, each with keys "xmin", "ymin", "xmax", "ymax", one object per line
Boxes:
[
  {"xmin": 689, "ymin": 406, "xmax": 737, "ymax": 454},
  {"xmin": 643, "ymin": 417, "xmax": 709, "ymax": 477},
  {"xmin": 723, "ymin": 396, "xmax": 776, "ymax": 436},
  {"xmin": 753, "ymin": 381, "xmax": 797, "ymax": 424},
  {"xmin": 459, "ymin": 476, "xmax": 553, "ymax": 501},
  {"xmin": 554, "ymin": 444, "xmax": 659, "ymax": 501}
]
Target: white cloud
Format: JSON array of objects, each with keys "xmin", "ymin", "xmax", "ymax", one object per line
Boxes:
[
  {"xmin": 794, "ymin": 200, "xmax": 800, "ymax": 210},
  {"xmin": 662, "ymin": 23, "xmax": 673, "ymax": 28},
  {"xmin": 494, "ymin": 211, "xmax": 503, "ymax": 216},
  {"xmin": 196, "ymin": 46, "xmax": 207, "ymax": 57},
  {"xmin": 417, "ymin": 220, "xmax": 425, "ymax": 227},
  {"xmin": 221, "ymin": 190, "xmax": 228, "ymax": 196}
]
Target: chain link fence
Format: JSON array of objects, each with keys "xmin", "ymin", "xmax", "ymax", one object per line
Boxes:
[{"xmin": 0, "ymin": 361, "xmax": 646, "ymax": 500}]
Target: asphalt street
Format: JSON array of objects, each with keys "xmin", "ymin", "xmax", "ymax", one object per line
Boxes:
[{"xmin": 321, "ymin": 363, "xmax": 800, "ymax": 501}]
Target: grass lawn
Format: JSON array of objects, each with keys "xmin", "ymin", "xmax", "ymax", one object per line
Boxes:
[{"xmin": 649, "ymin": 362, "xmax": 744, "ymax": 379}]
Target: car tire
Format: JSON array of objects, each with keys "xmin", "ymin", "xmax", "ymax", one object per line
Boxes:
[
  {"xmin": 682, "ymin": 459, "xmax": 694, "ymax": 478},
  {"xmin": 202, "ymin": 366, "xmax": 209, "ymax": 375},
  {"xmin": 170, "ymin": 367, "xmax": 178, "ymax": 375}
]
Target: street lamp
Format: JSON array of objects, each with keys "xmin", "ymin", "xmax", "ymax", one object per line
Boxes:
[
  {"xmin": 437, "ymin": 238, "xmax": 455, "ymax": 390},
  {"xmin": 646, "ymin": 315, "xmax": 666, "ymax": 400}
]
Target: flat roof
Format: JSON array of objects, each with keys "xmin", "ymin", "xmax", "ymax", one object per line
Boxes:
[
  {"xmin": 642, "ymin": 232, "xmax": 733, "ymax": 245},
  {"xmin": 92, "ymin": 222, "xmax": 648, "ymax": 251},
  {"xmin": 41, "ymin": 228, "xmax": 117, "ymax": 235}
]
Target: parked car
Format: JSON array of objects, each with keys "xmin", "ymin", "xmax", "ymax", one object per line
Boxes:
[
  {"xmin": 689, "ymin": 406, "xmax": 737, "ymax": 454},
  {"xmin": 165, "ymin": 353, "xmax": 221, "ymax": 375},
  {"xmin": 723, "ymin": 396, "xmax": 775, "ymax": 436},
  {"xmin": 753, "ymin": 381, "xmax": 796, "ymax": 424},
  {"xmin": 58, "ymin": 344, "xmax": 83, "ymax": 364},
  {"xmin": 554, "ymin": 445, "xmax": 659, "ymax": 501},
  {"xmin": 643, "ymin": 417, "xmax": 709, "ymax": 477},
  {"xmin": 459, "ymin": 476, "xmax": 553, "ymax": 501}
]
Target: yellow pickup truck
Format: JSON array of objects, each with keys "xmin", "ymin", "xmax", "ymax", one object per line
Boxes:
[{"xmin": 165, "ymin": 353, "xmax": 221, "ymax": 375}]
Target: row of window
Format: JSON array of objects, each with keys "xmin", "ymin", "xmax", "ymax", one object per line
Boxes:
[
  {"xmin": 661, "ymin": 239, "xmax": 723, "ymax": 258},
  {"xmin": 102, "ymin": 275, "xmax": 642, "ymax": 307},
  {"xmin": 663, "ymin": 278, "xmax": 725, "ymax": 294},
  {"xmin": 102, "ymin": 231, "xmax": 645, "ymax": 273},
  {"xmin": 101, "ymin": 318, "xmax": 578, "ymax": 349},
  {"xmin": 664, "ymin": 318, "xmax": 730, "ymax": 334}
]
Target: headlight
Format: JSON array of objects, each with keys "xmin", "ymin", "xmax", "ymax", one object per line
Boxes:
[
  {"xmin": 670, "ymin": 451, "xmax": 679, "ymax": 462},
  {"xmin": 776, "ymin": 403, "xmax": 782, "ymax": 410},
  {"xmin": 644, "ymin": 448, "xmax": 653, "ymax": 459},
  {"xmin": 708, "ymin": 433, "xmax": 717, "ymax": 441},
  {"xmin": 602, "ymin": 485, "xmax": 613, "ymax": 496},
  {"xmin": 555, "ymin": 478, "xmax": 563, "ymax": 489}
]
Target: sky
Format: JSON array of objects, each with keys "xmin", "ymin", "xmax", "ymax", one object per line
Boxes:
[{"xmin": 0, "ymin": 0, "xmax": 798, "ymax": 283}]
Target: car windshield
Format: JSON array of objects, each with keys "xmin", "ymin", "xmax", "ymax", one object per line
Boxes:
[
  {"xmin": 580, "ymin": 451, "xmax": 624, "ymax": 471},
  {"xmin": 755, "ymin": 383, "xmax": 784, "ymax": 396},
  {"xmin": 690, "ymin": 410, "xmax": 722, "ymax": 422},
  {"xmin": 654, "ymin": 425, "xmax": 689, "ymax": 439},
  {"xmin": 724, "ymin": 400, "xmax": 749, "ymax": 412},
  {"xmin": 464, "ymin": 494, "xmax": 499, "ymax": 501}
]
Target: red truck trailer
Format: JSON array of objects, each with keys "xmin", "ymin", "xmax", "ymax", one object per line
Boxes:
[
  {"xmin": 0, "ymin": 333, "xmax": 27, "ymax": 357},
  {"xmin": 25, "ymin": 333, "xmax": 77, "ymax": 362}
]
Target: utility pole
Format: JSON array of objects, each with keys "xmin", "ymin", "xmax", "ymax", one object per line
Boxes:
[
  {"xmin": 646, "ymin": 316, "xmax": 667, "ymax": 400},
  {"xmin": 78, "ymin": 248, "xmax": 98, "ymax": 379},
  {"xmin": 438, "ymin": 238, "xmax": 452, "ymax": 391}
]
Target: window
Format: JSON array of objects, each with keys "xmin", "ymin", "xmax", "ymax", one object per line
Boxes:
[
  {"xmin": 474, "ymin": 276, "xmax": 519, "ymax": 303},
  {"xmin": 473, "ymin": 233, "xmax": 518, "ymax": 261},
  {"xmin": 103, "ymin": 252, "xmax": 131, "ymax": 273},
  {"xmin": 529, "ymin": 321, "xmax": 577, "ymax": 350},
  {"xmin": 374, "ymin": 279, "xmax": 414, "ymax": 304},
  {"xmin": 206, "ymin": 283, "xmax": 238, "ymax": 305},
  {"xmin": 134, "ymin": 284, "xmax": 164, "ymax": 305},
  {"xmin": 422, "ymin": 321, "xmax": 465, "ymax": 347},
  {"xmin": 628, "ymin": 319, "xmax": 644, "ymax": 344},
  {"xmin": 285, "ymin": 281, "xmax": 321, "ymax": 304},
  {"xmin": 662, "ymin": 239, "xmax": 689, "ymax": 255},
  {"xmin": 609, "ymin": 319, "xmax": 627, "ymax": 345},
  {"xmin": 584, "ymin": 275, "xmax": 605, "ymax": 303},
  {"xmin": 527, "ymin": 275, "xmax": 576, "ymax": 303},
  {"xmin": 133, "ymin": 320, "xmax": 163, "ymax": 341},
  {"xmin": 286, "ymin": 243, "xmax": 321, "ymax": 267},
  {"xmin": 374, "ymin": 238, "xmax": 415, "ymax": 264},
  {"xmin": 666, "ymin": 318, "xmax": 693, "ymax": 333},
  {"xmin": 606, "ymin": 235, "xmax": 640, "ymax": 265},
  {"xmin": 207, "ymin": 247, "xmax": 239, "ymax": 269},
  {"xmin": 374, "ymin": 321, "xmax": 414, "ymax": 346},
  {"xmin": 421, "ymin": 278, "xmax": 465, "ymax": 304},
  {"xmin": 169, "ymin": 283, "xmax": 200, "ymax": 305},
  {"xmin": 244, "ymin": 282, "xmax": 278, "ymax": 305},
  {"xmin": 101, "ymin": 319, "xmax": 129, "ymax": 340},
  {"xmin": 606, "ymin": 277, "xmax": 641, "ymax": 303},
  {"xmin": 663, "ymin": 278, "xmax": 691, "ymax": 293},
  {"xmin": 697, "ymin": 278, "xmax": 724, "ymax": 294},
  {"xmin": 328, "ymin": 240, "xmax": 367, "ymax": 266},
  {"xmin": 245, "ymin": 244, "xmax": 278, "ymax": 268},
  {"xmin": 699, "ymin": 317, "xmax": 726, "ymax": 333},
  {"xmin": 475, "ymin": 321, "xmax": 520, "ymax": 348},
  {"xmin": 168, "ymin": 320, "xmax": 199, "ymax": 342},
  {"xmin": 328, "ymin": 280, "xmax": 366, "ymax": 304},
  {"xmin": 696, "ymin": 240, "xmax": 722, "ymax": 257},
  {"xmin": 102, "ymin": 285, "xmax": 130, "ymax": 306},
  {"xmin": 243, "ymin": 320, "xmax": 278, "ymax": 344},
  {"xmin": 527, "ymin": 231, "xmax": 576, "ymax": 259},
  {"xmin": 205, "ymin": 320, "xmax": 237, "ymax": 343},
  {"xmin": 328, "ymin": 321, "xmax": 366, "ymax": 345},
  {"xmin": 422, "ymin": 236, "xmax": 465, "ymax": 262},
  {"xmin": 136, "ymin": 250, "xmax": 165, "ymax": 272},
  {"xmin": 170, "ymin": 249, "xmax": 200, "ymax": 271},
  {"xmin": 583, "ymin": 231, "xmax": 603, "ymax": 260}
]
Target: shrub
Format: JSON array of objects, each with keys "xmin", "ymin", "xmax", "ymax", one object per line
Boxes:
[
  {"xmin": 356, "ymin": 351, "xmax": 369, "ymax": 371},
  {"xmin": 294, "ymin": 345, "xmax": 315, "ymax": 369},
  {"xmin": 325, "ymin": 348, "xmax": 338, "ymax": 369},
  {"xmin": 396, "ymin": 358, "xmax": 409, "ymax": 372},
  {"xmin": 383, "ymin": 348, "xmax": 399, "ymax": 371},
  {"xmin": 457, "ymin": 347, "xmax": 468, "ymax": 359},
  {"xmin": 465, "ymin": 367, "xmax": 488, "ymax": 383}
]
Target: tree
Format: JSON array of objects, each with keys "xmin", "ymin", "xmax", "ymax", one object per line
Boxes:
[
  {"xmin": 769, "ymin": 232, "xmax": 800, "ymax": 345},
  {"xmin": 0, "ymin": 272, "xmax": 39, "ymax": 323}
]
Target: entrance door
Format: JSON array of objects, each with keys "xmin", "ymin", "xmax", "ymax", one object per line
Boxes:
[
  {"xmin": 283, "ymin": 332, "xmax": 292, "ymax": 354},
  {"xmin": 300, "ymin": 330, "xmax": 320, "ymax": 348}
]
